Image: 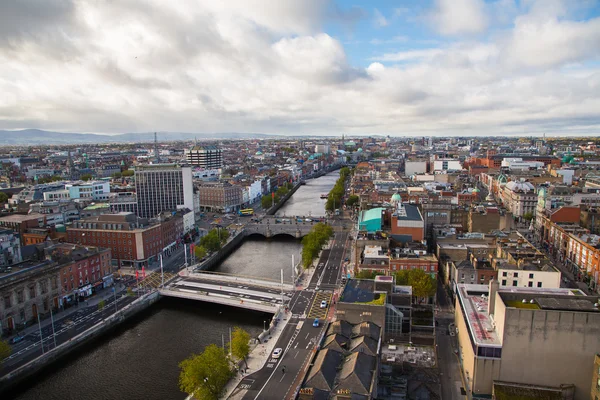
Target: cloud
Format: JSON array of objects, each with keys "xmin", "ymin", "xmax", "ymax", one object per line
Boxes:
[
  {"xmin": 428, "ymin": 0, "xmax": 488, "ymax": 35},
  {"xmin": 373, "ymin": 9, "xmax": 389, "ymax": 27},
  {"xmin": 370, "ymin": 36, "xmax": 408, "ymax": 45}
]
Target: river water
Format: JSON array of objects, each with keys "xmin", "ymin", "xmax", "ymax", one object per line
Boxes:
[{"xmin": 7, "ymin": 172, "xmax": 337, "ymax": 400}]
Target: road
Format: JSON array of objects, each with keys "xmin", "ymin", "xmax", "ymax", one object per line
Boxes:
[
  {"xmin": 232, "ymin": 228, "xmax": 349, "ymax": 400},
  {"xmin": 435, "ymin": 277, "xmax": 467, "ymax": 400},
  {"xmin": 2, "ymin": 290, "xmax": 136, "ymax": 374}
]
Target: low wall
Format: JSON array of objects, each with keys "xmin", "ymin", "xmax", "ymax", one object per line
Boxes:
[
  {"xmin": 266, "ymin": 182, "xmax": 301, "ymax": 216},
  {"xmin": 197, "ymin": 231, "xmax": 246, "ymax": 271},
  {"xmin": 0, "ymin": 291, "xmax": 161, "ymax": 394}
]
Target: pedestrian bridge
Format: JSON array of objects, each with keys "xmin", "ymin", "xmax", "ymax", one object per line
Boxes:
[{"xmin": 159, "ymin": 271, "xmax": 294, "ymax": 313}]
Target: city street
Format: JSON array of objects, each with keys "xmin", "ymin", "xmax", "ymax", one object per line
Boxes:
[{"xmin": 2, "ymin": 288, "xmax": 136, "ymax": 374}]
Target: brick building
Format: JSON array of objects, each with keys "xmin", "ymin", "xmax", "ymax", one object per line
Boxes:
[{"xmin": 0, "ymin": 213, "xmax": 46, "ymax": 246}]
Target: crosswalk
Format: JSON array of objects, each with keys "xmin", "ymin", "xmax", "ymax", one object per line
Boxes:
[
  {"xmin": 137, "ymin": 272, "xmax": 176, "ymax": 289},
  {"xmin": 306, "ymin": 292, "xmax": 332, "ymax": 319}
]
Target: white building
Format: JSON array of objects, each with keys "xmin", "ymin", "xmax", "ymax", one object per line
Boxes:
[
  {"xmin": 182, "ymin": 209, "xmax": 195, "ymax": 234},
  {"xmin": 66, "ymin": 181, "xmax": 111, "ymax": 201},
  {"xmin": 500, "ymin": 180, "xmax": 537, "ymax": 217},
  {"xmin": 405, "ymin": 160, "xmax": 427, "ymax": 176},
  {"xmin": 135, "ymin": 164, "xmax": 194, "ymax": 219},
  {"xmin": 497, "ymin": 265, "xmax": 561, "ymax": 289},
  {"xmin": 25, "ymin": 168, "xmax": 55, "ymax": 179},
  {"xmin": 501, "ymin": 158, "xmax": 544, "ymax": 171},
  {"xmin": 433, "ymin": 159, "xmax": 462, "ymax": 172},
  {"xmin": 315, "ymin": 144, "xmax": 330, "ymax": 154},
  {"xmin": 43, "ymin": 190, "xmax": 70, "ymax": 201},
  {"xmin": 247, "ymin": 180, "xmax": 263, "ymax": 203},
  {"xmin": 192, "ymin": 168, "xmax": 221, "ymax": 181}
]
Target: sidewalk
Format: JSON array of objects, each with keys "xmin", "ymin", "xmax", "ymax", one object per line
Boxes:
[
  {"xmin": 4, "ymin": 283, "xmax": 126, "ymax": 342},
  {"xmin": 223, "ymin": 311, "xmax": 292, "ymax": 399}
]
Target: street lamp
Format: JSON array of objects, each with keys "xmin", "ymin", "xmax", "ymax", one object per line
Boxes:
[{"xmin": 263, "ymin": 320, "xmax": 267, "ymax": 332}]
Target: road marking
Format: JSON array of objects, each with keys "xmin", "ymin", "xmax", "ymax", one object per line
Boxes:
[{"xmin": 294, "ymin": 351, "xmax": 299, "ymax": 359}]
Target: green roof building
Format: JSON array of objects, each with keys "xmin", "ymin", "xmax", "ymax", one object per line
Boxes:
[{"xmin": 357, "ymin": 207, "xmax": 384, "ymax": 233}]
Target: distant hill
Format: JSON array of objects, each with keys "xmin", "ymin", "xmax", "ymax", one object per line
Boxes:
[{"xmin": 0, "ymin": 129, "xmax": 279, "ymax": 145}]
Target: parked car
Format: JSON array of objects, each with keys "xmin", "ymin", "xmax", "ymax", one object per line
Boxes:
[
  {"xmin": 320, "ymin": 300, "xmax": 327, "ymax": 309},
  {"xmin": 272, "ymin": 348, "xmax": 283, "ymax": 359},
  {"xmin": 11, "ymin": 335, "xmax": 25, "ymax": 344}
]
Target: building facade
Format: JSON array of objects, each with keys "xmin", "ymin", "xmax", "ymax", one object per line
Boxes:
[
  {"xmin": 134, "ymin": 164, "xmax": 193, "ymax": 218},
  {"xmin": 197, "ymin": 182, "xmax": 243, "ymax": 212},
  {"xmin": 185, "ymin": 145, "xmax": 223, "ymax": 169}
]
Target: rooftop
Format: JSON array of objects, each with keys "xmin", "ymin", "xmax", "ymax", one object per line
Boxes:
[{"xmin": 0, "ymin": 213, "xmax": 45, "ymax": 223}]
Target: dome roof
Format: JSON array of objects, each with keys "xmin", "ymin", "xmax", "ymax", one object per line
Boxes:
[
  {"xmin": 391, "ymin": 193, "xmax": 401, "ymax": 202},
  {"xmin": 473, "ymin": 188, "xmax": 480, "ymax": 193}
]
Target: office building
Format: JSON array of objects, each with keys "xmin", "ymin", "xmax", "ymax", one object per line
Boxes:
[
  {"xmin": 185, "ymin": 145, "xmax": 223, "ymax": 169},
  {"xmin": 134, "ymin": 164, "xmax": 193, "ymax": 218}
]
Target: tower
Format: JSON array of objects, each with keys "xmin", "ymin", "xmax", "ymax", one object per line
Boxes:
[
  {"xmin": 67, "ymin": 149, "xmax": 73, "ymax": 180},
  {"xmin": 154, "ymin": 132, "xmax": 160, "ymax": 164}
]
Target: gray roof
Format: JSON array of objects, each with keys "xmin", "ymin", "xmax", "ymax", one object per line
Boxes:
[
  {"xmin": 351, "ymin": 322, "xmax": 381, "ymax": 341},
  {"xmin": 304, "ymin": 349, "xmax": 344, "ymax": 392},
  {"xmin": 327, "ymin": 320, "xmax": 354, "ymax": 339},
  {"xmin": 393, "ymin": 204, "xmax": 422, "ymax": 222},
  {"xmin": 336, "ymin": 352, "xmax": 376, "ymax": 396},
  {"xmin": 348, "ymin": 336, "xmax": 378, "ymax": 356}
]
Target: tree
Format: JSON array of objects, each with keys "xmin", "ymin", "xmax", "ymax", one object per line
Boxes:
[
  {"xmin": 194, "ymin": 245, "xmax": 207, "ymax": 260},
  {"xmin": 98, "ymin": 300, "xmax": 105, "ymax": 311},
  {"xmin": 0, "ymin": 339, "xmax": 11, "ymax": 365},
  {"xmin": 0, "ymin": 192, "xmax": 8, "ymax": 203},
  {"xmin": 522, "ymin": 212, "xmax": 534, "ymax": 221},
  {"xmin": 394, "ymin": 269, "xmax": 436, "ymax": 299},
  {"xmin": 122, "ymin": 170, "xmax": 134, "ymax": 177},
  {"xmin": 80, "ymin": 174, "xmax": 93, "ymax": 181},
  {"xmin": 355, "ymin": 270, "xmax": 384, "ymax": 279},
  {"xmin": 179, "ymin": 344, "xmax": 233, "ymax": 400},
  {"xmin": 112, "ymin": 172, "xmax": 122, "ymax": 179},
  {"xmin": 229, "ymin": 327, "xmax": 251, "ymax": 367},
  {"xmin": 346, "ymin": 195, "xmax": 359, "ymax": 207},
  {"xmin": 51, "ymin": 175, "xmax": 63, "ymax": 182}
]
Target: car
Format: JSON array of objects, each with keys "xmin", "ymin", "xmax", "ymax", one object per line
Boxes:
[
  {"xmin": 11, "ymin": 335, "xmax": 25, "ymax": 344},
  {"xmin": 272, "ymin": 348, "xmax": 283, "ymax": 359},
  {"xmin": 320, "ymin": 300, "xmax": 327, "ymax": 308},
  {"xmin": 344, "ymin": 257, "xmax": 349, "ymax": 262},
  {"xmin": 312, "ymin": 318, "xmax": 320, "ymax": 327}
]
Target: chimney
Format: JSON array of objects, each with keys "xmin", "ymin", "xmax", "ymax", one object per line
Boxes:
[{"xmin": 488, "ymin": 278, "xmax": 499, "ymax": 316}]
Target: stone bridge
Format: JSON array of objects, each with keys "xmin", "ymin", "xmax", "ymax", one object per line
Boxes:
[{"xmin": 243, "ymin": 220, "xmax": 316, "ymax": 239}]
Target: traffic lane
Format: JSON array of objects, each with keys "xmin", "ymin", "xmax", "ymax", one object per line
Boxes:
[
  {"xmin": 181, "ymin": 277, "xmax": 287, "ymax": 295},
  {"xmin": 172, "ymin": 284, "xmax": 289, "ymax": 304},
  {"xmin": 3, "ymin": 296, "xmax": 137, "ymax": 372},
  {"xmin": 436, "ymin": 322, "xmax": 464, "ymax": 400},
  {"xmin": 289, "ymin": 291, "xmax": 315, "ymax": 315},
  {"xmin": 260, "ymin": 322, "xmax": 326, "ymax": 400}
]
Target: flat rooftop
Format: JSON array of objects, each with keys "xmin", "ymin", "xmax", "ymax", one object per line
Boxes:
[{"xmin": 457, "ymin": 284, "xmax": 590, "ymax": 347}]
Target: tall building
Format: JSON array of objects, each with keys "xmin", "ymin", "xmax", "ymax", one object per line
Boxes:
[
  {"xmin": 185, "ymin": 145, "xmax": 223, "ymax": 169},
  {"xmin": 134, "ymin": 164, "xmax": 193, "ymax": 218}
]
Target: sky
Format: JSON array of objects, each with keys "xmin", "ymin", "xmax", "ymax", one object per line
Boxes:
[{"xmin": 0, "ymin": 0, "xmax": 599, "ymax": 137}]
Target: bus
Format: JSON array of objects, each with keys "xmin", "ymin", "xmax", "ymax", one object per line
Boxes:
[{"xmin": 238, "ymin": 208, "xmax": 254, "ymax": 216}]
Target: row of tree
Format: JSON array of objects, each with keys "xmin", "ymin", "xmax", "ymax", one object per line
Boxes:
[
  {"xmin": 179, "ymin": 327, "xmax": 251, "ymax": 400},
  {"xmin": 260, "ymin": 182, "xmax": 294, "ymax": 209},
  {"xmin": 325, "ymin": 167, "xmax": 351, "ymax": 212},
  {"xmin": 355, "ymin": 268, "xmax": 436, "ymax": 299},
  {"xmin": 111, "ymin": 170, "xmax": 134, "ymax": 179},
  {"xmin": 301, "ymin": 223, "xmax": 334, "ymax": 268},
  {"xmin": 198, "ymin": 228, "xmax": 230, "ymax": 253}
]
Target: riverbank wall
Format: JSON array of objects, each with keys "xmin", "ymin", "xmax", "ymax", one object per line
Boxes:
[{"xmin": 0, "ymin": 291, "xmax": 161, "ymax": 394}]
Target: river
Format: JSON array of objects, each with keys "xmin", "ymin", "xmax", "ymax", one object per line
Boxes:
[{"xmin": 6, "ymin": 172, "xmax": 337, "ymax": 400}]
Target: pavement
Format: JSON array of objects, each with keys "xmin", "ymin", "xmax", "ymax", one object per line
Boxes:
[{"xmin": 1, "ymin": 284, "xmax": 136, "ymax": 375}]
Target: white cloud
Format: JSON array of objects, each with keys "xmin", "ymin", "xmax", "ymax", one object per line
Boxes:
[
  {"xmin": 370, "ymin": 36, "xmax": 408, "ymax": 45},
  {"xmin": 373, "ymin": 9, "xmax": 389, "ymax": 27},
  {"xmin": 428, "ymin": 0, "xmax": 488, "ymax": 35},
  {"xmin": 0, "ymin": 0, "xmax": 600, "ymax": 136}
]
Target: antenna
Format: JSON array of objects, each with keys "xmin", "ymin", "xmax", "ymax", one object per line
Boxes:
[{"xmin": 154, "ymin": 132, "xmax": 160, "ymax": 163}]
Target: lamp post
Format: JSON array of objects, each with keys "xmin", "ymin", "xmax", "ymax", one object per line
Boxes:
[{"xmin": 263, "ymin": 320, "xmax": 266, "ymax": 332}]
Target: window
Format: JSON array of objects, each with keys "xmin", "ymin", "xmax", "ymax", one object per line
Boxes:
[
  {"xmin": 501, "ymin": 280, "xmax": 506, "ymax": 286},
  {"xmin": 512, "ymin": 280, "xmax": 518, "ymax": 287},
  {"xmin": 3, "ymin": 296, "xmax": 11, "ymax": 308},
  {"xmin": 529, "ymin": 273, "xmax": 534, "ymax": 279},
  {"xmin": 17, "ymin": 290, "xmax": 24, "ymax": 303},
  {"xmin": 513, "ymin": 272, "xmax": 518, "ymax": 278},
  {"xmin": 502, "ymin": 271, "xmax": 507, "ymax": 277},
  {"xmin": 528, "ymin": 282, "xmax": 533, "ymax": 287},
  {"xmin": 537, "ymin": 282, "xmax": 542, "ymax": 288},
  {"xmin": 29, "ymin": 286, "xmax": 35, "ymax": 299}
]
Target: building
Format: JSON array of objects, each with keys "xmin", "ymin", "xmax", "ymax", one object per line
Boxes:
[
  {"xmin": 197, "ymin": 181, "xmax": 243, "ymax": 212},
  {"xmin": 405, "ymin": 160, "xmax": 427, "ymax": 176},
  {"xmin": 46, "ymin": 243, "xmax": 113, "ymax": 304},
  {"xmin": 500, "ymin": 180, "xmax": 537, "ymax": 217},
  {"xmin": 134, "ymin": 164, "xmax": 194, "ymax": 218},
  {"xmin": 357, "ymin": 208, "xmax": 384, "ymax": 233},
  {"xmin": 66, "ymin": 181, "xmax": 111, "ymax": 201},
  {"xmin": 0, "ymin": 259, "xmax": 61, "ymax": 334},
  {"xmin": 455, "ymin": 281, "xmax": 600, "ymax": 400},
  {"xmin": 591, "ymin": 354, "xmax": 600, "ymax": 400},
  {"xmin": 67, "ymin": 212, "xmax": 183, "ymax": 268},
  {"xmin": 314, "ymin": 144, "xmax": 330, "ymax": 154},
  {"xmin": 500, "ymin": 158, "xmax": 544, "ymax": 171},
  {"xmin": 433, "ymin": 159, "xmax": 462, "ymax": 172},
  {"xmin": 0, "ymin": 229, "xmax": 21, "ymax": 267},
  {"xmin": 0, "ymin": 213, "xmax": 46, "ymax": 246},
  {"xmin": 185, "ymin": 145, "xmax": 223, "ymax": 169},
  {"xmin": 390, "ymin": 203, "xmax": 424, "ymax": 241}
]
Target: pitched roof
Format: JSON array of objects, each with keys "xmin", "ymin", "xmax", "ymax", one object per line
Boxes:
[
  {"xmin": 351, "ymin": 322, "xmax": 381, "ymax": 341},
  {"xmin": 348, "ymin": 336, "xmax": 378, "ymax": 356},
  {"xmin": 323, "ymin": 334, "xmax": 348, "ymax": 353},
  {"xmin": 327, "ymin": 320, "xmax": 353, "ymax": 339},
  {"xmin": 336, "ymin": 352, "xmax": 376, "ymax": 396},
  {"xmin": 304, "ymin": 349, "xmax": 344, "ymax": 392}
]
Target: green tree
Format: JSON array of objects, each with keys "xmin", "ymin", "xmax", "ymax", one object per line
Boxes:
[
  {"xmin": 522, "ymin": 212, "xmax": 534, "ymax": 221},
  {"xmin": 80, "ymin": 174, "xmax": 93, "ymax": 181},
  {"xmin": 51, "ymin": 175, "xmax": 63, "ymax": 182},
  {"xmin": 122, "ymin": 170, "xmax": 134, "ymax": 177},
  {"xmin": 346, "ymin": 195, "xmax": 359, "ymax": 207},
  {"xmin": 194, "ymin": 245, "xmax": 207, "ymax": 260},
  {"xmin": 112, "ymin": 172, "xmax": 122, "ymax": 179},
  {"xmin": 355, "ymin": 270, "xmax": 384, "ymax": 279},
  {"xmin": 229, "ymin": 327, "xmax": 251, "ymax": 367},
  {"xmin": 127, "ymin": 287, "xmax": 135, "ymax": 297},
  {"xmin": 179, "ymin": 344, "xmax": 233, "ymax": 400},
  {"xmin": 0, "ymin": 192, "xmax": 8, "ymax": 203},
  {"xmin": 98, "ymin": 300, "xmax": 106, "ymax": 311},
  {"xmin": 0, "ymin": 339, "xmax": 11, "ymax": 365},
  {"xmin": 394, "ymin": 269, "xmax": 436, "ymax": 299}
]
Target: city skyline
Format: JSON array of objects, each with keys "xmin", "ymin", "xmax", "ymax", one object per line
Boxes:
[{"xmin": 1, "ymin": 0, "xmax": 599, "ymax": 137}]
